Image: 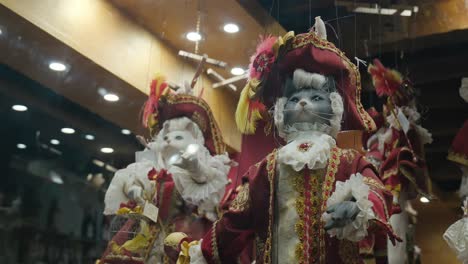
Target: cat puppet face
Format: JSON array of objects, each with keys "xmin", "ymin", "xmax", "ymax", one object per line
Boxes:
[
  {"xmin": 283, "ymin": 83, "xmax": 333, "ymax": 127},
  {"xmin": 150, "ymin": 117, "xmax": 204, "ymax": 167},
  {"xmin": 274, "ymin": 69, "xmax": 343, "ymax": 138}
]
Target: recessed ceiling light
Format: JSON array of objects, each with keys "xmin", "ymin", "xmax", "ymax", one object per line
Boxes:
[
  {"xmin": 223, "ymin": 23, "xmax": 239, "ymax": 33},
  {"xmin": 17, "ymin": 143, "xmax": 27, "ymax": 149},
  {"xmin": 85, "ymin": 134, "xmax": 95, "ymax": 140},
  {"xmin": 413, "ymin": 6, "xmax": 419, "ymax": 13},
  {"xmin": 61, "ymin": 127, "xmax": 75, "ymax": 134},
  {"xmin": 12, "ymin": 104, "xmax": 28, "ymax": 112},
  {"xmin": 103, "ymin": 93, "xmax": 119, "ymax": 102},
  {"xmin": 49, "ymin": 61, "xmax": 67, "ymax": 71},
  {"xmin": 50, "ymin": 139, "xmax": 60, "ymax": 145},
  {"xmin": 186, "ymin": 31, "xmax": 202, "ymax": 42},
  {"xmin": 230, "ymin": 67, "xmax": 245, "ymax": 76},
  {"xmin": 100, "ymin": 147, "xmax": 114, "ymax": 154},
  {"xmin": 400, "ymin": 10, "xmax": 412, "ymax": 16},
  {"xmin": 419, "ymin": 196, "xmax": 430, "ymax": 203},
  {"xmin": 121, "ymin": 129, "xmax": 131, "ymax": 135}
]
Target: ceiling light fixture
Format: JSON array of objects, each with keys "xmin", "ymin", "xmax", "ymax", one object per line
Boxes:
[
  {"xmin": 17, "ymin": 143, "xmax": 27, "ymax": 149},
  {"xmin": 413, "ymin": 6, "xmax": 419, "ymax": 13},
  {"xmin": 186, "ymin": 32, "xmax": 202, "ymax": 42},
  {"xmin": 100, "ymin": 147, "xmax": 114, "ymax": 154},
  {"xmin": 230, "ymin": 67, "xmax": 245, "ymax": 76},
  {"xmin": 49, "ymin": 61, "xmax": 67, "ymax": 71},
  {"xmin": 419, "ymin": 196, "xmax": 430, "ymax": 203},
  {"xmin": 121, "ymin": 129, "xmax": 131, "ymax": 135},
  {"xmin": 50, "ymin": 139, "xmax": 60, "ymax": 145},
  {"xmin": 61, "ymin": 127, "xmax": 75, "ymax": 134},
  {"xmin": 354, "ymin": 6, "xmax": 397, "ymax": 15},
  {"xmin": 223, "ymin": 23, "xmax": 239, "ymax": 33},
  {"xmin": 103, "ymin": 93, "xmax": 119, "ymax": 102},
  {"xmin": 85, "ymin": 134, "xmax": 95, "ymax": 140},
  {"xmin": 400, "ymin": 10, "xmax": 412, "ymax": 16},
  {"xmin": 12, "ymin": 104, "xmax": 28, "ymax": 112}
]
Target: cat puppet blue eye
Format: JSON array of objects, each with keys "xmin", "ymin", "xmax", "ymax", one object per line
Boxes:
[
  {"xmin": 175, "ymin": 135, "xmax": 183, "ymax": 140},
  {"xmin": 290, "ymin": 97, "xmax": 299, "ymax": 102},
  {"xmin": 311, "ymin": 95, "xmax": 323, "ymax": 101}
]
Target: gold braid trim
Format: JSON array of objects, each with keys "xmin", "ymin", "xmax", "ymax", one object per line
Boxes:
[
  {"xmin": 363, "ymin": 177, "xmax": 386, "ymax": 190},
  {"xmin": 211, "ymin": 220, "xmax": 221, "ymax": 263},
  {"xmin": 320, "ymin": 147, "xmax": 342, "ymax": 263},
  {"xmin": 370, "ymin": 189, "xmax": 390, "ymax": 220},
  {"xmin": 229, "ymin": 183, "xmax": 250, "ymax": 212},
  {"xmin": 291, "ymin": 170, "xmax": 306, "ymax": 263},
  {"xmin": 448, "ymin": 150, "xmax": 468, "ymax": 167},
  {"xmin": 264, "ymin": 150, "xmax": 278, "ymax": 264}
]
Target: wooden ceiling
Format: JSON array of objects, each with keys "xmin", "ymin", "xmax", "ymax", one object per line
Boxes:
[{"xmin": 108, "ymin": 0, "xmax": 285, "ymax": 84}]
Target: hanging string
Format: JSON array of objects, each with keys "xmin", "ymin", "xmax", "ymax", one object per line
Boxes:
[
  {"xmin": 378, "ymin": 0, "xmax": 382, "ymax": 59},
  {"xmin": 308, "ymin": 0, "xmax": 312, "ymax": 29},
  {"xmin": 194, "ymin": 7, "xmax": 201, "ymax": 54}
]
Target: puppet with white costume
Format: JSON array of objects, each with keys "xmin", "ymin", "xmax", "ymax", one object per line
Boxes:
[
  {"xmin": 97, "ymin": 75, "xmax": 232, "ymax": 264},
  {"xmin": 443, "ymin": 79, "xmax": 468, "ymax": 263},
  {"xmin": 165, "ymin": 17, "xmax": 399, "ymax": 264},
  {"xmin": 365, "ymin": 60, "xmax": 433, "ymax": 264}
]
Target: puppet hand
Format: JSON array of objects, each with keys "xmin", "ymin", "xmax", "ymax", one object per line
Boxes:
[
  {"xmin": 127, "ymin": 185, "xmax": 144, "ymax": 204},
  {"xmin": 323, "ymin": 200, "xmax": 360, "ymax": 230}
]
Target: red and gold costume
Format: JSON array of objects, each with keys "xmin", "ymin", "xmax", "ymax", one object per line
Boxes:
[
  {"xmin": 98, "ymin": 77, "xmax": 236, "ymax": 264},
  {"xmin": 366, "ymin": 60, "xmax": 433, "ymax": 205},
  {"xmin": 169, "ymin": 18, "xmax": 398, "ymax": 264},
  {"xmin": 199, "ymin": 147, "xmax": 396, "ymax": 264}
]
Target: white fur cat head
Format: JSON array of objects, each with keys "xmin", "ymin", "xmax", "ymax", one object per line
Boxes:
[{"xmin": 150, "ymin": 117, "xmax": 204, "ymax": 167}]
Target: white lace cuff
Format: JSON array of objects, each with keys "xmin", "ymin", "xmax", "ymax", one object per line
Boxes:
[
  {"xmin": 323, "ymin": 173, "xmax": 375, "ymax": 242},
  {"xmin": 444, "ymin": 218, "xmax": 468, "ymax": 263},
  {"xmin": 189, "ymin": 240, "xmax": 208, "ymax": 264}
]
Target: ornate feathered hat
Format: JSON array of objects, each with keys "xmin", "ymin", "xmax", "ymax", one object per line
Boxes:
[
  {"xmin": 142, "ymin": 74, "xmax": 225, "ymax": 155},
  {"xmin": 235, "ymin": 17, "xmax": 376, "ymax": 135}
]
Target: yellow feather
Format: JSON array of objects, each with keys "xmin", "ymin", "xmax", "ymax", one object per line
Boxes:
[{"xmin": 235, "ymin": 81, "xmax": 263, "ymax": 134}]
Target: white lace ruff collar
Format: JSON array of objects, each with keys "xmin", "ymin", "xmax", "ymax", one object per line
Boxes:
[{"xmin": 278, "ymin": 131, "xmax": 336, "ymax": 171}]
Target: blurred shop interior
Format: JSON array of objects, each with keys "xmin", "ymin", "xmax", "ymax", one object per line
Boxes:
[{"xmin": 0, "ymin": 0, "xmax": 467, "ymax": 263}]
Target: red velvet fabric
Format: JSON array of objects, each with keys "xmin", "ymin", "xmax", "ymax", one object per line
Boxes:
[{"xmin": 448, "ymin": 120, "xmax": 468, "ymax": 167}]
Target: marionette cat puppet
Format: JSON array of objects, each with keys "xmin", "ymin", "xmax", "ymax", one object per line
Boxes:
[
  {"xmin": 166, "ymin": 68, "xmax": 396, "ymax": 264},
  {"xmin": 99, "ymin": 79, "xmax": 232, "ymax": 264}
]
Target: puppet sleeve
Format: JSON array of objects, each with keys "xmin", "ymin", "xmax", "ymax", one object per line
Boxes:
[{"xmin": 174, "ymin": 160, "xmax": 264, "ymax": 264}]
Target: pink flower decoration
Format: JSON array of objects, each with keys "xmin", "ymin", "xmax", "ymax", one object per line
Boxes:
[{"xmin": 249, "ymin": 36, "xmax": 278, "ymax": 79}]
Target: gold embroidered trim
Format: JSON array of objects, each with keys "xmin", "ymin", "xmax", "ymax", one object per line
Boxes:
[
  {"xmin": 363, "ymin": 177, "xmax": 386, "ymax": 190},
  {"xmin": 264, "ymin": 150, "xmax": 277, "ymax": 264},
  {"xmin": 320, "ymin": 147, "xmax": 342, "ymax": 263},
  {"xmin": 291, "ymin": 168, "xmax": 325, "ymax": 263},
  {"xmin": 229, "ymin": 183, "xmax": 250, "ymax": 212},
  {"xmin": 291, "ymin": 170, "xmax": 306, "ymax": 263},
  {"xmin": 211, "ymin": 220, "xmax": 221, "ymax": 263},
  {"xmin": 448, "ymin": 150, "xmax": 468, "ymax": 167},
  {"xmin": 370, "ymin": 189, "xmax": 390, "ymax": 221},
  {"xmin": 192, "ymin": 111, "xmax": 208, "ymax": 132},
  {"xmin": 381, "ymin": 167, "xmax": 398, "ymax": 180}
]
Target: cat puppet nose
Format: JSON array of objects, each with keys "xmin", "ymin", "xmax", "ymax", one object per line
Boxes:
[{"xmin": 299, "ymin": 101, "xmax": 307, "ymax": 107}]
